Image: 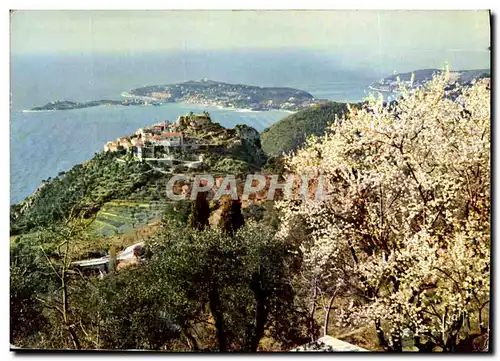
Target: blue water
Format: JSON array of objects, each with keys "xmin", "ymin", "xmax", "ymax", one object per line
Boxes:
[{"xmin": 10, "ymin": 51, "xmax": 375, "ymax": 204}]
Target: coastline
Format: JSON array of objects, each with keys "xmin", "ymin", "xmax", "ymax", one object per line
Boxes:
[
  {"xmin": 120, "ymin": 92, "xmax": 159, "ymax": 102},
  {"xmin": 23, "ymin": 90, "xmax": 303, "ymax": 114},
  {"xmin": 12, "ymin": 101, "xmax": 290, "ymax": 205},
  {"xmin": 122, "ymin": 90, "xmax": 300, "ymax": 113},
  {"xmin": 179, "ymin": 101, "xmax": 297, "ymax": 114},
  {"xmin": 21, "ymin": 101, "xmax": 295, "ymax": 115},
  {"xmin": 21, "ymin": 109, "xmax": 56, "ymax": 113},
  {"xmin": 180, "ymin": 100, "xmax": 261, "ymax": 113},
  {"xmin": 367, "ymin": 86, "xmax": 393, "ymax": 93}
]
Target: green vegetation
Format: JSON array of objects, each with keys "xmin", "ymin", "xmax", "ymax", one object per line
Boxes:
[
  {"xmin": 10, "ymin": 112, "xmax": 296, "ymax": 350},
  {"xmin": 214, "ymin": 196, "xmax": 245, "ymax": 236},
  {"xmin": 130, "ymin": 79, "xmax": 317, "ymax": 111},
  {"xmin": 11, "ymin": 74, "xmax": 491, "ymax": 353},
  {"xmin": 11, "ymin": 215, "xmax": 309, "ymax": 350},
  {"xmin": 10, "ymin": 151, "xmax": 154, "ymax": 235},
  {"xmin": 10, "ymin": 115, "xmax": 266, "ymax": 236},
  {"xmin": 92, "ymin": 200, "xmax": 163, "ymax": 236},
  {"xmin": 188, "ymin": 191, "xmax": 211, "ymax": 230},
  {"xmin": 261, "ymin": 102, "xmax": 358, "ymax": 156}
]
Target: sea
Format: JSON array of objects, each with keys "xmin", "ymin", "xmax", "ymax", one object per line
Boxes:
[{"xmin": 10, "ymin": 51, "xmax": 377, "ymax": 204}]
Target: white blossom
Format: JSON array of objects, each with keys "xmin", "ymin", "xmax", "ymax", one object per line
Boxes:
[{"xmin": 278, "ymin": 71, "xmax": 490, "ymax": 350}]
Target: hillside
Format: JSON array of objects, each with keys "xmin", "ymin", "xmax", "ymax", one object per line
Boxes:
[
  {"xmin": 10, "ymin": 114, "xmax": 266, "ymax": 236},
  {"xmin": 261, "ymin": 102, "xmax": 357, "ymax": 156}
]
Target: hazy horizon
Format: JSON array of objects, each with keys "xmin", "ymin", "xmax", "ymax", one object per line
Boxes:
[{"xmin": 11, "ymin": 10, "xmax": 491, "ymax": 75}]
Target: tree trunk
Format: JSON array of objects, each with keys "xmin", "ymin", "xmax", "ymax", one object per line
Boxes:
[
  {"xmin": 67, "ymin": 325, "xmax": 81, "ymax": 350},
  {"xmin": 208, "ymin": 285, "xmax": 227, "ymax": 352},
  {"xmin": 309, "ymin": 278, "xmax": 318, "ymax": 341},
  {"xmin": 323, "ymin": 294, "xmax": 336, "ymax": 336},
  {"xmin": 61, "ymin": 272, "xmax": 80, "ymax": 349},
  {"xmin": 249, "ymin": 272, "xmax": 269, "ymax": 352},
  {"xmin": 184, "ymin": 329, "xmax": 200, "ymax": 351},
  {"xmin": 375, "ymin": 319, "xmax": 388, "ymax": 350},
  {"xmin": 390, "ymin": 331, "xmax": 403, "ymax": 352},
  {"xmin": 414, "ymin": 336, "xmax": 436, "ymax": 352}
]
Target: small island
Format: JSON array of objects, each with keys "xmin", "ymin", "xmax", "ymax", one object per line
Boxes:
[{"xmin": 27, "ymin": 79, "xmax": 321, "ymax": 112}]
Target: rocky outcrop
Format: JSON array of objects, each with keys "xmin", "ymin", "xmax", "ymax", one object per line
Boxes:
[
  {"xmin": 233, "ymin": 124, "xmax": 267, "ymax": 167},
  {"xmin": 235, "ymin": 124, "xmax": 260, "ymax": 142}
]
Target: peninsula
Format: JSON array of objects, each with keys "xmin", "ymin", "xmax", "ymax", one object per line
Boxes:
[
  {"xmin": 27, "ymin": 79, "xmax": 320, "ymax": 112},
  {"xmin": 127, "ymin": 79, "xmax": 318, "ymax": 111},
  {"xmin": 28, "ymin": 98, "xmax": 161, "ymax": 112}
]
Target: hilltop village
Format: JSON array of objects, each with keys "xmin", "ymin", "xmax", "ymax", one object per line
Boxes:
[{"xmin": 103, "ymin": 111, "xmax": 263, "ymax": 173}]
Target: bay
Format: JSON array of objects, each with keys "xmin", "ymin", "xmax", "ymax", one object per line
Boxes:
[{"xmin": 10, "ymin": 51, "xmax": 374, "ymax": 204}]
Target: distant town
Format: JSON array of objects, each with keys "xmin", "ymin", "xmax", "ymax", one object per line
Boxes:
[{"xmin": 369, "ymin": 68, "xmax": 490, "ymax": 93}]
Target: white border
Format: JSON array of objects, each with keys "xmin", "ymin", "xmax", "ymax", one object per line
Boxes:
[{"xmin": 2, "ymin": 2, "xmax": 497, "ymax": 361}]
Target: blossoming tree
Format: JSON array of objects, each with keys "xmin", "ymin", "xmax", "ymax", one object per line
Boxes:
[{"xmin": 277, "ymin": 71, "xmax": 490, "ymax": 351}]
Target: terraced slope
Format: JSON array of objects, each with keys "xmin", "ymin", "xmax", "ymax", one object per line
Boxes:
[{"xmin": 92, "ymin": 200, "xmax": 164, "ymax": 236}]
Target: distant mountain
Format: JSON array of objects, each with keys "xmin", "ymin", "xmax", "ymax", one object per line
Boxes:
[
  {"xmin": 371, "ymin": 68, "xmax": 490, "ymax": 92},
  {"xmin": 261, "ymin": 101, "xmax": 359, "ymax": 157}
]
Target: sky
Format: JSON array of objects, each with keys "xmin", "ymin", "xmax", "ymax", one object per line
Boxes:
[{"xmin": 10, "ymin": 10, "xmax": 491, "ymax": 70}]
